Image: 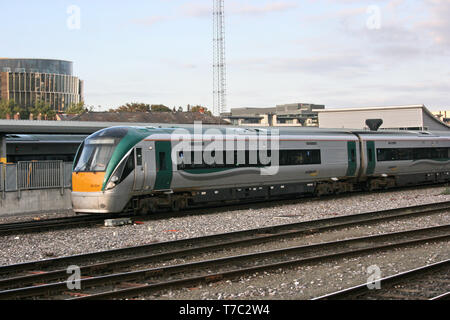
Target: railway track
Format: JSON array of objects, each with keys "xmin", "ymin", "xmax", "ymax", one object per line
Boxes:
[
  {"xmin": 0, "ymin": 202, "xmax": 448, "ymax": 300},
  {"xmin": 314, "ymin": 259, "xmax": 450, "ymax": 300},
  {"xmin": 1, "ymin": 185, "xmax": 448, "ymax": 236},
  {"xmin": 0, "ymin": 214, "xmax": 120, "ymax": 236}
]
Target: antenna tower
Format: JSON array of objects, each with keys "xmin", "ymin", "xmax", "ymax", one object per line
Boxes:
[{"xmin": 213, "ymin": 0, "xmax": 227, "ymax": 116}]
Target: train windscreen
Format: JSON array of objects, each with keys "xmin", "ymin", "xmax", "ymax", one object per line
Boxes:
[{"xmin": 74, "ymin": 127, "xmax": 128, "ymax": 172}]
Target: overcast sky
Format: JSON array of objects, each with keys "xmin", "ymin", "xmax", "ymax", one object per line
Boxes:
[{"xmin": 1, "ymin": 0, "xmax": 449, "ymax": 112}]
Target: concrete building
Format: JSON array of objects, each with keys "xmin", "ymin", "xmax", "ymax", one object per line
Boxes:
[
  {"xmin": 0, "ymin": 58, "xmax": 84, "ymax": 113},
  {"xmin": 221, "ymin": 103, "xmax": 325, "ymax": 127},
  {"xmin": 432, "ymin": 110, "xmax": 450, "ymax": 125},
  {"xmin": 318, "ymin": 105, "xmax": 450, "ymax": 131}
]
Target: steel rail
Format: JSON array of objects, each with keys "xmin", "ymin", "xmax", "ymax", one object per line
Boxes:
[
  {"xmin": 0, "ymin": 203, "xmax": 446, "ymax": 289},
  {"xmin": 0, "ymin": 224, "xmax": 449, "ymax": 300},
  {"xmin": 1, "ymin": 200, "xmax": 449, "ymax": 281},
  {"xmin": 0, "ymin": 215, "xmax": 119, "ymax": 236},
  {"xmin": 1, "ymin": 186, "xmax": 448, "ymax": 236},
  {"xmin": 430, "ymin": 292, "xmax": 450, "ymax": 300},
  {"xmin": 313, "ymin": 259, "xmax": 450, "ymax": 300}
]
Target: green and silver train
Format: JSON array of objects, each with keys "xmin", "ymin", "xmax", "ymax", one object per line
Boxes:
[{"xmin": 71, "ymin": 126, "xmax": 450, "ymax": 214}]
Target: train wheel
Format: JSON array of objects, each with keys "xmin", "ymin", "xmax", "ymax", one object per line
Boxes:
[
  {"xmin": 148, "ymin": 200, "xmax": 158, "ymax": 214},
  {"xmin": 316, "ymin": 184, "xmax": 330, "ymax": 197},
  {"xmin": 368, "ymin": 180, "xmax": 380, "ymax": 191},
  {"xmin": 171, "ymin": 198, "xmax": 182, "ymax": 212}
]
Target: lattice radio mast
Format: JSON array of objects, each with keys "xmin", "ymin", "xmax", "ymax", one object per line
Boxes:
[{"xmin": 213, "ymin": 0, "xmax": 227, "ymax": 116}]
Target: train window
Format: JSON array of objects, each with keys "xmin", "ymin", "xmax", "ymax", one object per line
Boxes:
[
  {"xmin": 159, "ymin": 152, "xmax": 166, "ymax": 171},
  {"xmin": 73, "ymin": 142, "xmax": 84, "ymax": 169},
  {"xmin": 136, "ymin": 148, "xmax": 143, "ymax": 166},
  {"xmin": 377, "ymin": 148, "xmax": 450, "ymax": 162},
  {"xmin": 350, "ymin": 149, "xmax": 356, "ymax": 163},
  {"xmin": 177, "ymin": 149, "xmax": 320, "ymax": 171},
  {"xmin": 280, "ymin": 150, "xmax": 321, "ymax": 166},
  {"xmin": 120, "ymin": 151, "xmax": 135, "ymax": 183},
  {"xmin": 178, "ymin": 152, "xmax": 185, "ymax": 169}
]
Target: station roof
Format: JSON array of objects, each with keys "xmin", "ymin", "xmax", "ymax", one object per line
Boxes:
[{"xmin": 0, "ymin": 119, "xmax": 232, "ymax": 135}]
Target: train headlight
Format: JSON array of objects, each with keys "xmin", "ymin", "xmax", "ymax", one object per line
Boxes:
[
  {"xmin": 106, "ymin": 176, "xmax": 119, "ymax": 190},
  {"xmin": 106, "ymin": 181, "xmax": 116, "ymax": 190}
]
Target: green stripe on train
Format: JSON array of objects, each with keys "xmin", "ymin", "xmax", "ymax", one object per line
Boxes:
[
  {"xmin": 154, "ymin": 140, "xmax": 173, "ymax": 190},
  {"xmin": 102, "ymin": 127, "xmax": 155, "ymax": 191}
]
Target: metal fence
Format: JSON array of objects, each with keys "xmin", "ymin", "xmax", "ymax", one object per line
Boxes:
[{"xmin": 0, "ymin": 161, "xmax": 72, "ymax": 195}]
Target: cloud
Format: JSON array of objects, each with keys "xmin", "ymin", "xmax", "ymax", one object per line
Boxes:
[
  {"xmin": 421, "ymin": 0, "xmax": 450, "ymax": 48},
  {"xmin": 233, "ymin": 53, "xmax": 369, "ymax": 77},
  {"xmin": 181, "ymin": 2, "xmax": 211, "ymax": 18},
  {"xmin": 130, "ymin": 16, "xmax": 167, "ymax": 27},
  {"xmin": 181, "ymin": 1, "xmax": 297, "ymax": 18},
  {"xmin": 233, "ymin": 2, "xmax": 298, "ymax": 15}
]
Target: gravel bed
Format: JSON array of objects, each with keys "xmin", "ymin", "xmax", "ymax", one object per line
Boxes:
[
  {"xmin": 0, "ymin": 185, "xmax": 449, "ymax": 267},
  {"xmin": 120, "ymin": 211, "xmax": 450, "ymax": 272},
  {"xmin": 0, "ymin": 210, "xmax": 76, "ymax": 224},
  {"xmin": 150, "ymin": 240, "xmax": 449, "ymax": 300}
]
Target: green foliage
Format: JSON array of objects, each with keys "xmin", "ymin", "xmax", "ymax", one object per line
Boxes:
[
  {"xmin": 151, "ymin": 104, "xmax": 171, "ymax": 112},
  {"xmin": 30, "ymin": 100, "xmax": 56, "ymax": 120},
  {"xmin": 116, "ymin": 103, "xmax": 151, "ymax": 112},
  {"xmin": 0, "ymin": 99, "xmax": 58, "ymax": 120},
  {"xmin": 0, "ymin": 99, "xmax": 20, "ymax": 119},
  {"xmin": 66, "ymin": 101, "xmax": 87, "ymax": 115},
  {"xmin": 110, "ymin": 103, "xmax": 172, "ymax": 113}
]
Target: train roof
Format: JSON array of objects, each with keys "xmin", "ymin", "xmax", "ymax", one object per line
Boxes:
[
  {"xmin": 65, "ymin": 125, "xmax": 450, "ymax": 141},
  {"xmin": 131, "ymin": 125, "xmax": 450, "ymax": 137}
]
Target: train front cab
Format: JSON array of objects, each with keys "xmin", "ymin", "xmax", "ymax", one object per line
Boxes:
[{"xmin": 71, "ymin": 127, "xmax": 149, "ymax": 214}]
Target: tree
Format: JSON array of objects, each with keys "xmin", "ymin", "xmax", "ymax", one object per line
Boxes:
[
  {"xmin": 110, "ymin": 103, "xmax": 151, "ymax": 113},
  {"xmin": 66, "ymin": 101, "xmax": 87, "ymax": 115},
  {"xmin": 189, "ymin": 105, "xmax": 212, "ymax": 116},
  {"xmin": 0, "ymin": 99, "xmax": 20, "ymax": 119},
  {"xmin": 109, "ymin": 103, "xmax": 172, "ymax": 113},
  {"xmin": 30, "ymin": 100, "xmax": 56, "ymax": 120},
  {"xmin": 150, "ymin": 104, "xmax": 171, "ymax": 112}
]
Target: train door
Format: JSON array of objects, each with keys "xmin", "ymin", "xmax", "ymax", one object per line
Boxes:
[
  {"xmin": 133, "ymin": 147, "xmax": 145, "ymax": 190},
  {"xmin": 346, "ymin": 141, "xmax": 357, "ymax": 176},
  {"xmin": 366, "ymin": 141, "xmax": 376, "ymax": 175},
  {"xmin": 154, "ymin": 141, "xmax": 173, "ymax": 191}
]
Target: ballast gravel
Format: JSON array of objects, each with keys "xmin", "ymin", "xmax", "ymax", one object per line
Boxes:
[
  {"xmin": 154, "ymin": 239, "xmax": 449, "ymax": 300},
  {"xmin": 0, "ymin": 185, "xmax": 449, "ymax": 299},
  {"xmin": 0, "ymin": 185, "xmax": 449, "ymax": 265}
]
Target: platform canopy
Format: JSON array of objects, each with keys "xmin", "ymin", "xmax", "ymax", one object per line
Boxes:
[
  {"xmin": 0, "ymin": 120, "xmax": 228, "ymax": 163},
  {"xmin": 0, "ymin": 119, "xmax": 227, "ymax": 135}
]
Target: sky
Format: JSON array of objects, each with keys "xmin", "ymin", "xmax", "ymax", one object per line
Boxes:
[{"xmin": 1, "ymin": 0, "xmax": 449, "ymax": 112}]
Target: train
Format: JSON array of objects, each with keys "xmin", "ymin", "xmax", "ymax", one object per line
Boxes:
[
  {"xmin": 5, "ymin": 134, "xmax": 86, "ymax": 163},
  {"xmin": 71, "ymin": 125, "xmax": 450, "ymax": 214}
]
